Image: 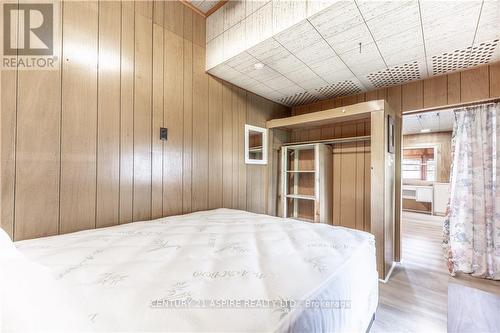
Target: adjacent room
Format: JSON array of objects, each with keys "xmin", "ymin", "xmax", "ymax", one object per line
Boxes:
[{"xmin": 1, "ymin": 0, "xmax": 499, "ymax": 332}]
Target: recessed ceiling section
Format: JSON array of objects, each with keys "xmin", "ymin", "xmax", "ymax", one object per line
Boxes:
[
  {"xmin": 403, "ymin": 111, "xmax": 455, "ymax": 135},
  {"xmin": 206, "ymin": 0, "xmax": 500, "ymax": 107}
]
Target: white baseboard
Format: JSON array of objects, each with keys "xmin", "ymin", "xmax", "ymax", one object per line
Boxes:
[{"xmin": 378, "ymin": 261, "xmax": 397, "ymax": 283}]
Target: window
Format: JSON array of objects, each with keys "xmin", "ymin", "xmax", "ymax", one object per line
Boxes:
[{"xmin": 402, "ymin": 148, "xmax": 435, "ymax": 181}]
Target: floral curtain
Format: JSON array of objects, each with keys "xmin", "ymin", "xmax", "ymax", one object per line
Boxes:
[{"xmin": 443, "ymin": 102, "xmax": 500, "ymax": 280}]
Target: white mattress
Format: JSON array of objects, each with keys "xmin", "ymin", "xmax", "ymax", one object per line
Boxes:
[{"xmin": 16, "ymin": 209, "xmax": 378, "ymax": 333}]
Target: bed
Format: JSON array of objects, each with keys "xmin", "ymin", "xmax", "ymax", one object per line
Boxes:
[{"xmin": 5, "ymin": 208, "xmax": 378, "ymax": 332}]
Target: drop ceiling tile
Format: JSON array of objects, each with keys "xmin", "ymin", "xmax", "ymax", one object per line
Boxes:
[
  {"xmin": 306, "ymin": 0, "xmax": 336, "ymax": 18},
  {"xmin": 474, "ymin": 0, "xmax": 500, "ymax": 44},
  {"xmin": 366, "ymin": 60, "xmax": 425, "ymax": 88},
  {"xmin": 224, "ymin": 0, "xmax": 245, "ymax": 30},
  {"xmin": 294, "ymin": 40, "xmax": 338, "ymax": 66},
  {"xmin": 277, "ymin": 84, "xmax": 305, "ymax": 96},
  {"xmin": 376, "ymin": 31, "xmax": 426, "ymax": 66},
  {"xmin": 356, "ymin": 0, "xmax": 413, "ymax": 22},
  {"xmin": 317, "ymin": 68, "xmax": 357, "ymax": 85},
  {"xmin": 419, "ymin": 113, "xmax": 441, "ymax": 132},
  {"xmin": 247, "ymin": 38, "xmax": 283, "ymax": 61},
  {"xmin": 265, "ymin": 90, "xmax": 287, "ymax": 100},
  {"xmin": 206, "ymin": 34, "xmax": 224, "ymax": 70},
  {"xmin": 315, "ymin": 79, "xmax": 363, "ymax": 98},
  {"xmin": 265, "ymin": 75, "xmax": 296, "ymax": 90},
  {"xmin": 300, "ymin": 77, "xmax": 328, "ymax": 90},
  {"xmin": 322, "ymin": 22, "xmax": 375, "ymax": 55},
  {"xmin": 308, "ymin": 54, "xmax": 347, "ymax": 72},
  {"xmin": 208, "ymin": 64, "xmax": 241, "ymax": 81},
  {"xmin": 421, "ymin": 1, "xmax": 482, "ymax": 55},
  {"xmin": 225, "ymin": 51, "xmax": 255, "ymax": 69},
  {"xmin": 241, "ymin": 64, "xmax": 281, "ymax": 82},
  {"xmin": 251, "ymin": 82, "xmax": 276, "ymax": 96},
  {"xmin": 309, "ymin": 1, "xmax": 363, "ymax": 37},
  {"xmin": 274, "ymin": 20, "xmax": 323, "ymax": 53},
  {"xmin": 233, "ymin": 75, "xmax": 261, "ymax": 90},
  {"xmin": 362, "ymin": 1, "xmax": 421, "ymax": 41},
  {"xmin": 206, "ymin": 5, "xmax": 225, "ymax": 42},
  {"xmin": 245, "ymin": 0, "xmax": 270, "ymax": 18},
  {"xmin": 286, "ymin": 67, "xmax": 324, "ymax": 86},
  {"xmin": 245, "ymin": 1, "xmax": 273, "ymax": 49},
  {"xmin": 339, "ymin": 42, "xmax": 386, "ymax": 76},
  {"xmin": 223, "ymin": 21, "xmax": 246, "ymax": 60},
  {"xmin": 272, "ymin": 0, "xmax": 307, "ymax": 35}
]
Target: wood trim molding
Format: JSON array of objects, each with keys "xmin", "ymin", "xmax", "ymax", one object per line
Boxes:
[
  {"xmin": 402, "ymin": 96, "xmax": 500, "ymax": 115},
  {"xmin": 267, "ymin": 100, "xmax": 384, "ymax": 129},
  {"xmin": 179, "ymin": 0, "xmax": 206, "ymax": 17},
  {"xmin": 178, "ymin": 0, "xmax": 228, "ymax": 18},
  {"xmin": 206, "ymin": 0, "xmax": 228, "ymax": 17}
]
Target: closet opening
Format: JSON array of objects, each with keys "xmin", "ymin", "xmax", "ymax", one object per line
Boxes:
[{"xmin": 400, "ymin": 110, "xmax": 453, "ymax": 268}]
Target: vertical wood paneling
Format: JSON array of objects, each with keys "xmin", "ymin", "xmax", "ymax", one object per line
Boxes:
[
  {"xmin": 14, "ymin": 0, "xmax": 61, "ymax": 240},
  {"xmin": 339, "ymin": 125, "xmax": 357, "ymax": 229},
  {"xmin": 163, "ymin": 30, "xmax": 184, "ymax": 216},
  {"xmin": 447, "ymin": 72, "xmax": 461, "ymax": 104},
  {"xmin": 96, "ymin": 0, "xmax": 121, "ymax": 228},
  {"xmin": 208, "ymin": 77, "xmax": 223, "ymax": 209},
  {"xmin": 119, "ymin": 1, "xmax": 135, "ymax": 224},
  {"xmin": 1, "ymin": 64, "xmax": 17, "ymax": 239},
  {"xmin": 236, "ymin": 88, "xmax": 247, "ymax": 210},
  {"xmin": 355, "ymin": 123, "xmax": 365, "ymax": 231},
  {"xmin": 183, "ymin": 5, "xmax": 193, "ymax": 42},
  {"xmin": 2, "ymin": 3, "xmax": 291, "ymax": 241},
  {"xmin": 183, "ymin": 39, "xmax": 193, "ymax": 213},
  {"xmin": 222, "ymin": 82, "xmax": 233, "ymax": 208},
  {"xmin": 133, "ymin": 7, "xmax": 153, "ymax": 221},
  {"xmin": 60, "ymin": 1, "xmax": 98, "ymax": 234},
  {"xmin": 402, "ymin": 81, "xmax": 423, "ymax": 112},
  {"xmin": 151, "ymin": 19, "xmax": 164, "ymax": 219},
  {"xmin": 461, "ymin": 66, "xmax": 489, "ymax": 102},
  {"xmin": 192, "ymin": 8, "xmax": 206, "ymax": 48},
  {"xmin": 192, "ymin": 44, "xmax": 209, "ymax": 211},
  {"xmin": 1, "ymin": 1, "xmax": 18, "ymax": 239},
  {"xmin": 423, "ymin": 75, "xmax": 448, "ymax": 108},
  {"xmin": 490, "ymin": 62, "xmax": 500, "ymax": 97},
  {"xmin": 164, "ymin": 0, "xmax": 184, "ymax": 36}
]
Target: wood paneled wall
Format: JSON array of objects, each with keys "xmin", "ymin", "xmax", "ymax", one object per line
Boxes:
[
  {"xmin": 0, "ymin": 1, "xmax": 288, "ymax": 241},
  {"xmin": 403, "ymin": 132, "xmax": 453, "ymax": 183}
]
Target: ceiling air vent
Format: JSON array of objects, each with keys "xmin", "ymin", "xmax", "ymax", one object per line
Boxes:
[
  {"xmin": 431, "ymin": 39, "xmax": 499, "ymax": 76},
  {"xmin": 315, "ymin": 80, "xmax": 362, "ymax": 99},
  {"xmin": 366, "ymin": 61, "xmax": 421, "ymax": 88},
  {"xmin": 278, "ymin": 91, "xmax": 320, "ymax": 106}
]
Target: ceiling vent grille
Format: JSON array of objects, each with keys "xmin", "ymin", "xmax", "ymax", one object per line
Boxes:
[
  {"xmin": 315, "ymin": 80, "xmax": 362, "ymax": 99},
  {"xmin": 432, "ymin": 39, "xmax": 499, "ymax": 76},
  {"xmin": 366, "ymin": 61, "xmax": 421, "ymax": 88},
  {"xmin": 278, "ymin": 91, "xmax": 320, "ymax": 106}
]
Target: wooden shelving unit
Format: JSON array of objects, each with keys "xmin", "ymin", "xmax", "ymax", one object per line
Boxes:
[{"xmin": 281, "ymin": 143, "xmax": 332, "ymax": 224}]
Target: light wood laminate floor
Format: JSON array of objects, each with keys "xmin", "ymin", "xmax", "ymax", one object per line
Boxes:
[{"xmin": 371, "ymin": 212, "xmax": 500, "ymax": 333}]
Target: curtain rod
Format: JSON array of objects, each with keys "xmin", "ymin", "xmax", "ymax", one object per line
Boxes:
[
  {"xmin": 403, "ymin": 97, "xmax": 500, "ymax": 115},
  {"xmin": 282, "ymin": 135, "xmax": 371, "ymax": 146}
]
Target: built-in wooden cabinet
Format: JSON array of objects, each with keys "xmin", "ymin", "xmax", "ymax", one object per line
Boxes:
[
  {"xmin": 268, "ymin": 100, "xmax": 397, "ymax": 280},
  {"xmin": 281, "ymin": 143, "xmax": 332, "ymax": 223}
]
